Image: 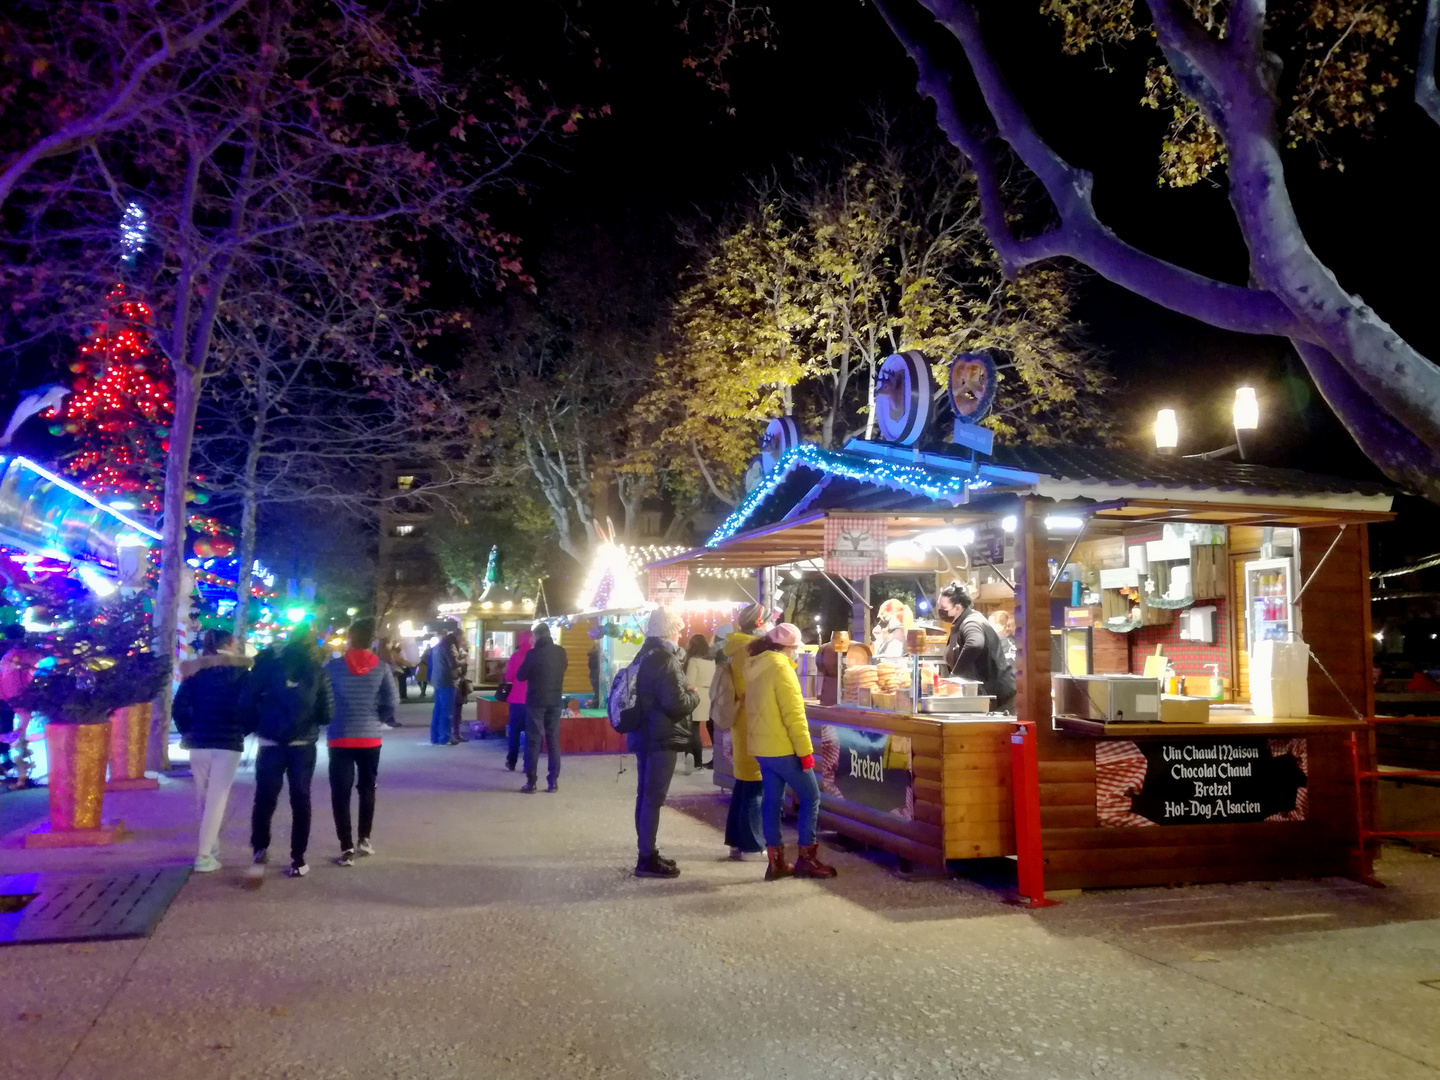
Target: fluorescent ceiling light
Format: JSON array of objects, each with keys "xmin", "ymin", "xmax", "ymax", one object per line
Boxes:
[{"xmin": 1045, "ymin": 516, "xmax": 1085, "ymax": 531}]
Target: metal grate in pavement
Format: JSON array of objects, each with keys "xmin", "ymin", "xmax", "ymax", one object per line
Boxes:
[{"xmin": 0, "ymin": 867, "xmax": 190, "ymax": 946}]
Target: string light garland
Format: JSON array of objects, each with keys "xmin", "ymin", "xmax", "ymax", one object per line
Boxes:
[
  {"xmin": 51, "ymin": 285, "xmax": 172, "ymax": 500},
  {"xmin": 706, "ymin": 443, "xmax": 993, "ymax": 547}
]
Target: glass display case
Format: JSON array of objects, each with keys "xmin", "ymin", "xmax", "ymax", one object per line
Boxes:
[{"xmin": 1244, "ymin": 556, "xmax": 1296, "ymax": 653}]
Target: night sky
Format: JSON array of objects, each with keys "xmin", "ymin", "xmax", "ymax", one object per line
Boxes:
[
  {"xmin": 490, "ymin": 0, "xmax": 1440, "ymax": 483},
  {"xmin": 477, "ymin": 0, "xmax": 1440, "ymax": 565}
]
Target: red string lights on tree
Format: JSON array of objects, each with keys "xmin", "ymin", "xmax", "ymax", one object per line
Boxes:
[{"xmin": 49, "ymin": 285, "xmax": 173, "ymax": 505}]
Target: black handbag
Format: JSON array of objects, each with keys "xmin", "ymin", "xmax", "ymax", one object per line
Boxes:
[{"xmin": 494, "ymin": 681, "xmax": 512, "ymax": 703}]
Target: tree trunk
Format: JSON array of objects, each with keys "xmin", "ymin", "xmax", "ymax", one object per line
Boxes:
[
  {"xmin": 147, "ymin": 363, "xmax": 202, "ymax": 771},
  {"xmin": 231, "ymin": 408, "xmax": 265, "ymax": 641}
]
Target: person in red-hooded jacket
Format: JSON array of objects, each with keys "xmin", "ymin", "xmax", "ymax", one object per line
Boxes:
[
  {"xmin": 501, "ymin": 629, "xmax": 533, "ymax": 772},
  {"xmin": 323, "ymin": 618, "xmax": 398, "ymax": 867}
]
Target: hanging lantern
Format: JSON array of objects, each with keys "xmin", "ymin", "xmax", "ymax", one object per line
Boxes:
[
  {"xmin": 193, "ymin": 538, "xmax": 213, "ymax": 559},
  {"xmin": 209, "ymin": 537, "xmax": 234, "ymax": 558}
]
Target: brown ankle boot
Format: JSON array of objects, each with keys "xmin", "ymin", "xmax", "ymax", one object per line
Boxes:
[
  {"xmin": 764, "ymin": 844, "xmax": 792, "ymax": 881},
  {"xmin": 794, "ymin": 843, "xmax": 837, "ymax": 878}
]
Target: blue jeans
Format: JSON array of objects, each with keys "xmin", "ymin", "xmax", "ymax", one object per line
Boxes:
[
  {"xmin": 524, "ymin": 705, "xmax": 563, "ymax": 785},
  {"xmin": 724, "ymin": 778, "xmax": 764, "ymax": 853},
  {"xmin": 430, "ymin": 686, "xmax": 456, "ymax": 744},
  {"xmin": 506, "ymin": 702, "xmax": 527, "ymax": 767},
  {"xmin": 755, "ymin": 754, "xmax": 821, "ymax": 847}
]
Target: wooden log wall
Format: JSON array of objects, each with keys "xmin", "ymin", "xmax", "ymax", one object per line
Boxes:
[
  {"xmin": 1025, "ymin": 515, "xmax": 1377, "ymax": 890},
  {"xmin": 1299, "ymin": 524, "xmax": 1374, "ymax": 719}
]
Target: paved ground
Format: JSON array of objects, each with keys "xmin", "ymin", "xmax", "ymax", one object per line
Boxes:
[{"xmin": 2, "ymin": 699, "xmax": 1438, "ymax": 1080}]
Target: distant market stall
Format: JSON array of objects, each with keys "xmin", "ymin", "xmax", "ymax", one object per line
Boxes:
[{"xmin": 648, "ymin": 353, "xmax": 1393, "ymax": 896}]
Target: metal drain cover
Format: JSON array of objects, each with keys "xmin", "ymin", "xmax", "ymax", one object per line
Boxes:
[{"xmin": 0, "ymin": 868, "xmax": 190, "ymax": 946}]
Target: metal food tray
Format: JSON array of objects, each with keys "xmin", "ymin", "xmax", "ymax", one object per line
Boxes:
[{"xmin": 920, "ymin": 696, "xmax": 995, "ymax": 713}]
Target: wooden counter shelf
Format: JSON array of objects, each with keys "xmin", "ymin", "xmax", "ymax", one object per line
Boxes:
[{"xmin": 1053, "ymin": 714, "xmax": 1368, "ymax": 738}]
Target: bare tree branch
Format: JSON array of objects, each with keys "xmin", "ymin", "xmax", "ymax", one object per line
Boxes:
[{"xmin": 1420, "ymin": 0, "xmax": 1440, "ymax": 126}]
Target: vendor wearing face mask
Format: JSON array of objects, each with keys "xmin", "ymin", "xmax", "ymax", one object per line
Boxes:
[{"xmin": 936, "ymin": 583, "xmax": 1016, "ymax": 713}]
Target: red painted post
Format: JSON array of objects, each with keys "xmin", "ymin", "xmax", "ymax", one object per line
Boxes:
[{"xmin": 1010, "ymin": 719, "xmax": 1057, "ymax": 908}]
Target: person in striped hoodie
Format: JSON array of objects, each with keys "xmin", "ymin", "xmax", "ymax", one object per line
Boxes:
[{"xmin": 324, "ymin": 618, "xmax": 399, "ymax": 866}]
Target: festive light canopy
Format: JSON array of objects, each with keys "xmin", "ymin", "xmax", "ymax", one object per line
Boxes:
[{"xmin": 707, "ymin": 443, "xmax": 995, "ymax": 547}]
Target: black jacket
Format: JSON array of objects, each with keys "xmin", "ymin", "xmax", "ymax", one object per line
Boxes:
[
  {"xmin": 945, "ymin": 609, "xmax": 1016, "ymax": 708},
  {"xmin": 626, "ymin": 637, "xmax": 700, "ymax": 753},
  {"xmin": 240, "ymin": 643, "xmax": 334, "ymax": 744},
  {"xmin": 516, "ymin": 636, "xmax": 568, "ymax": 708},
  {"xmin": 173, "ymin": 655, "xmax": 253, "ymax": 752}
]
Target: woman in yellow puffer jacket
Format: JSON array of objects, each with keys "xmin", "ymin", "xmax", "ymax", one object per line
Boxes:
[
  {"xmin": 744, "ymin": 623, "xmax": 837, "ymax": 880},
  {"xmin": 719, "ymin": 605, "xmax": 767, "ymax": 860}
]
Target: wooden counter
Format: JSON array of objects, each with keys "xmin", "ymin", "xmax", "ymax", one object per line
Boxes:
[
  {"xmin": 804, "ymin": 704, "xmax": 1016, "ymax": 868},
  {"xmin": 1037, "ymin": 711, "xmax": 1372, "ymax": 889},
  {"xmin": 1054, "ymin": 713, "xmax": 1368, "ymax": 738}
]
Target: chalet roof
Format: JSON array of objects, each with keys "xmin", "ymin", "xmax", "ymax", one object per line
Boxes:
[{"xmin": 984, "ymin": 445, "xmax": 1392, "ymax": 500}]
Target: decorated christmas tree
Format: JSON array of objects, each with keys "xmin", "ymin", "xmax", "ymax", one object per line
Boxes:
[
  {"xmin": 12, "ymin": 587, "xmax": 169, "ymax": 723},
  {"xmin": 51, "ymin": 285, "xmax": 173, "ymax": 505}
]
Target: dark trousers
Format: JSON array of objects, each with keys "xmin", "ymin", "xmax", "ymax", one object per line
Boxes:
[
  {"xmin": 328, "ymin": 745, "xmax": 381, "ymax": 852},
  {"xmin": 634, "ymin": 747, "xmax": 677, "ymax": 858},
  {"xmin": 506, "ymin": 702, "xmax": 527, "ymax": 767},
  {"xmin": 524, "ymin": 705, "xmax": 562, "ymax": 785},
  {"xmin": 724, "ymin": 777, "xmax": 765, "ymax": 853},
  {"xmin": 251, "ymin": 743, "xmax": 317, "ymax": 863},
  {"xmin": 395, "ymin": 669, "xmax": 408, "ymax": 701},
  {"xmin": 686, "ymin": 718, "xmax": 703, "ymax": 767}
]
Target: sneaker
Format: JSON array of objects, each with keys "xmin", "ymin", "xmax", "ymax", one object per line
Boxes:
[
  {"xmin": 520, "ymin": 781, "xmax": 537, "ymax": 793},
  {"xmin": 546, "ymin": 781, "xmax": 558, "ymax": 793},
  {"xmin": 335, "ymin": 850, "xmax": 356, "ymax": 867},
  {"xmin": 357, "ymin": 837, "xmax": 374, "ymax": 857},
  {"xmin": 244, "ymin": 850, "xmax": 267, "ymax": 889},
  {"xmin": 635, "ymin": 853, "xmax": 680, "ymax": 879},
  {"xmin": 505, "ymin": 760, "xmax": 517, "ymax": 772},
  {"xmin": 728, "ymin": 847, "xmax": 761, "ymax": 862},
  {"xmin": 194, "ymin": 854, "xmax": 221, "ymax": 873},
  {"xmin": 284, "ymin": 861, "xmax": 309, "ymax": 878},
  {"xmin": 656, "ymin": 853, "xmax": 678, "ymax": 869}
]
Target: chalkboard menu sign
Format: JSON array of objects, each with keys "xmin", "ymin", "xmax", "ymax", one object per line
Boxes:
[{"xmin": 1096, "ymin": 737, "xmax": 1309, "ymax": 827}]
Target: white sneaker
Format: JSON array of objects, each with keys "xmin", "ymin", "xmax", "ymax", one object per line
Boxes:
[
  {"xmin": 194, "ymin": 854, "xmax": 221, "ymax": 873},
  {"xmin": 244, "ymin": 850, "xmax": 267, "ymax": 889},
  {"xmin": 357, "ymin": 837, "xmax": 374, "ymax": 857},
  {"xmin": 728, "ymin": 848, "xmax": 762, "ymax": 862}
]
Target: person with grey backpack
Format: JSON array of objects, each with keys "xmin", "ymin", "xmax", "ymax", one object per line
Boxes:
[{"xmin": 618, "ymin": 607, "xmax": 698, "ymax": 878}]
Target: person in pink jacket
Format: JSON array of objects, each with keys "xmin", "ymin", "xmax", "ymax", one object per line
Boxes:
[{"xmin": 502, "ymin": 630, "xmax": 532, "ymax": 772}]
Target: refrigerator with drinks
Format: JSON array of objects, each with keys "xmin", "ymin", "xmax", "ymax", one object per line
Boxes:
[{"xmin": 1243, "ymin": 557, "xmax": 1296, "ymax": 654}]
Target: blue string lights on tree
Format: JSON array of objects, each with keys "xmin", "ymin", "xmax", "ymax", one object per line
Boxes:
[
  {"xmin": 705, "ymin": 443, "xmax": 993, "ymax": 547},
  {"xmin": 120, "ymin": 202, "xmax": 147, "ymax": 262}
]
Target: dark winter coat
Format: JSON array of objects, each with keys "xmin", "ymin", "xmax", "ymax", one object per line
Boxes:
[
  {"xmin": 429, "ymin": 640, "xmax": 461, "ymax": 688},
  {"xmin": 625, "ymin": 637, "xmax": 700, "ymax": 754},
  {"xmin": 240, "ymin": 642, "xmax": 334, "ymax": 744},
  {"xmin": 325, "ymin": 650, "xmax": 399, "ymax": 741},
  {"xmin": 945, "ymin": 609, "xmax": 1016, "ymax": 710},
  {"xmin": 516, "ymin": 633, "xmax": 568, "ymax": 708},
  {"xmin": 173, "ymin": 654, "xmax": 254, "ymax": 752}
]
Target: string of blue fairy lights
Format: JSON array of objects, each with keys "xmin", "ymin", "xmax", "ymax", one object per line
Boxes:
[{"xmin": 705, "ymin": 444, "xmax": 992, "ymax": 547}]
